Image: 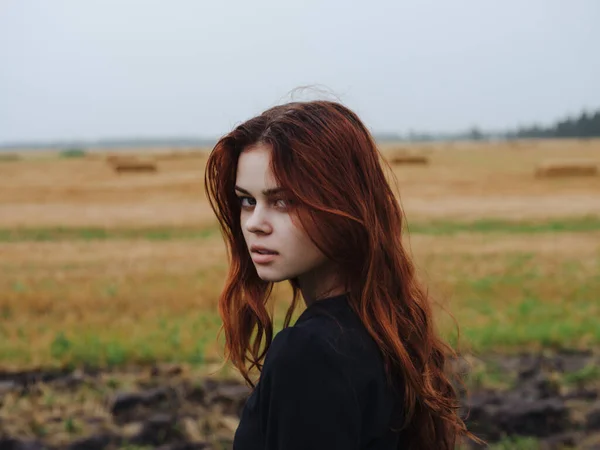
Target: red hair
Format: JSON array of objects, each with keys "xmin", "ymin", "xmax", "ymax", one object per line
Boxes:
[{"xmin": 204, "ymin": 100, "xmax": 483, "ymax": 449}]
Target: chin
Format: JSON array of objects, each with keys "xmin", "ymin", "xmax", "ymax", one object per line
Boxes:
[{"xmin": 255, "ymin": 268, "xmax": 290, "ymax": 283}]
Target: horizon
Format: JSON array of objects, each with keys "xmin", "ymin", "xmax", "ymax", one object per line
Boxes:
[{"xmin": 2, "ymin": 105, "xmax": 598, "ymax": 149}]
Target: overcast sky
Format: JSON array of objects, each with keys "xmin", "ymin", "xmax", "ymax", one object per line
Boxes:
[{"xmin": 1, "ymin": 0, "xmax": 598, "ymax": 143}]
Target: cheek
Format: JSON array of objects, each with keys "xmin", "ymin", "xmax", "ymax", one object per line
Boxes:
[
  {"xmin": 285, "ymin": 222, "xmax": 324, "ymax": 260},
  {"xmin": 280, "ymin": 215, "xmax": 307, "ymax": 245}
]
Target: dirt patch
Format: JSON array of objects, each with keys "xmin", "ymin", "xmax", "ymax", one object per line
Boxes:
[{"xmin": 1, "ymin": 350, "xmax": 599, "ymax": 449}]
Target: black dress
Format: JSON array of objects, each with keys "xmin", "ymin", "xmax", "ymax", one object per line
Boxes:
[{"xmin": 233, "ymin": 293, "xmax": 406, "ymax": 449}]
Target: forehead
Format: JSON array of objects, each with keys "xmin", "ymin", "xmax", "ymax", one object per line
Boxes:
[{"xmin": 235, "ymin": 143, "xmax": 278, "ymax": 190}]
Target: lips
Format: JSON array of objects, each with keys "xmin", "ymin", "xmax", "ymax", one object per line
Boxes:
[
  {"xmin": 250, "ymin": 245, "xmax": 278, "ymax": 255},
  {"xmin": 251, "ymin": 251, "xmax": 278, "ymax": 264},
  {"xmin": 250, "ymin": 246, "xmax": 279, "ymax": 264}
]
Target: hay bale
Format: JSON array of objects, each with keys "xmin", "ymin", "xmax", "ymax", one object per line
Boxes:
[
  {"xmin": 113, "ymin": 161, "xmax": 157, "ymax": 173},
  {"xmin": 535, "ymin": 160, "xmax": 598, "ymax": 178},
  {"xmin": 390, "ymin": 155, "xmax": 429, "ymax": 165},
  {"xmin": 383, "ymin": 147, "xmax": 429, "ymax": 165},
  {"xmin": 106, "ymin": 155, "xmax": 157, "ymax": 173}
]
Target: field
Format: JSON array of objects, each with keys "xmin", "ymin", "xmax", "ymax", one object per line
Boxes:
[
  {"xmin": 1, "ymin": 139, "xmax": 600, "ymax": 448},
  {"xmin": 1, "ymin": 140, "xmax": 599, "ymax": 371}
]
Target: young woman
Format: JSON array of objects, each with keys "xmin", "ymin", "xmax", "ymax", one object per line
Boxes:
[{"xmin": 204, "ymin": 100, "xmax": 482, "ymax": 449}]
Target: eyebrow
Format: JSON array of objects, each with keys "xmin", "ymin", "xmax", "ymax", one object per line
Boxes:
[{"xmin": 234, "ymin": 185, "xmax": 286, "ymax": 197}]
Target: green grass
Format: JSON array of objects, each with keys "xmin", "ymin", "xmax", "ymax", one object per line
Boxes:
[
  {"xmin": 562, "ymin": 363, "xmax": 600, "ymax": 386},
  {"xmin": 439, "ymin": 253, "xmax": 600, "ymax": 353},
  {"xmin": 1, "ymin": 250, "xmax": 598, "ymax": 369},
  {"xmin": 0, "ymin": 226, "xmax": 219, "ymax": 242},
  {"xmin": 0, "ymin": 314, "xmax": 221, "ymax": 369},
  {"xmin": 406, "ymin": 215, "xmax": 600, "ymax": 235},
  {"xmin": 1, "ymin": 217, "xmax": 599, "ymax": 370},
  {"xmin": 1, "ymin": 215, "xmax": 599, "ymax": 242}
]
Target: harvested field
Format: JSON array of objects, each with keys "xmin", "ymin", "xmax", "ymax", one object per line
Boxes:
[
  {"xmin": 1, "ymin": 138, "xmax": 600, "ymax": 448},
  {"xmin": 1, "ymin": 140, "xmax": 599, "ymax": 227}
]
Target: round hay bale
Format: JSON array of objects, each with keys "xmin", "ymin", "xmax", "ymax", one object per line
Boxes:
[
  {"xmin": 383, "ymin": 147, "xmax": 429, "ymax": 166},
  {"xmin": 106, "ymin": 155, "xmax": 158, "ymax": 173},
  {"xmin": 534, "ymin": 160, "xmax": 598, "ymax": 178}
]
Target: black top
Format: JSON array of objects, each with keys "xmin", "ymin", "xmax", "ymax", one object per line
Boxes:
[{"xmin": 233, "ymin": 293, "xmax": 406, "ymax": 450}]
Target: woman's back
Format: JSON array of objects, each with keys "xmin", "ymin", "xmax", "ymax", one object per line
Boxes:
[{"xmin": 233, "ymin": 293, "xmax": 407, "ymax": 450}]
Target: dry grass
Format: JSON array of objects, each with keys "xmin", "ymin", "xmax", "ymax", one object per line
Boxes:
[
  {"xmin": 154, "ymin": 149, "xmax": 207, "ymax": 161},
  {"xmin": 1, "ymin": 139, "xmax": 599, "ymax": 227}
]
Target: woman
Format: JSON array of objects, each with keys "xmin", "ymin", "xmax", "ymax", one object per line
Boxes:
[{"xmin": 204, "ymin": 100, "xmax": 482, "ymax": 449}]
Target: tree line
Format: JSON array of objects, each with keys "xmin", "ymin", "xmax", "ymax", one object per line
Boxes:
[
  {"xmin": 375, "ymin": 107, "xmax": 600, "ymax": 142},
  {"xmin": 2, "ymin": 108, "xmax": 599, "ymax": 149},
  {"xmin": 506, "ymin": 109, "xmax": 600, "ymax": 139}
]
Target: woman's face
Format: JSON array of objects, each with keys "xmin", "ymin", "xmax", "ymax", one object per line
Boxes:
[{"xmin": 234, "ymin": 143, "xmax": 333, "ymax": 287}]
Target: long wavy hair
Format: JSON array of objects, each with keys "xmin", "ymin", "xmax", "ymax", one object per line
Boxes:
[{"xmin": 204, "ymin": 100, "xmax": 482, "ymax": 449}]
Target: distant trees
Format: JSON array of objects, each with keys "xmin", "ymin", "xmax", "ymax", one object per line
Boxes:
[
  {"xmin": 60, "ymin": 148, "xmax": 87, "ymax": 158},
  {"xmin": 468, "ymin": 126, "xmax": 484, "ymax": 141},
  {"xmin": 508, "ymin": 109, "xmax": 600, "ymax": 139},
  {"xmin": 372, "ymin": 107, "xmax": 600, "ymax": 143}
]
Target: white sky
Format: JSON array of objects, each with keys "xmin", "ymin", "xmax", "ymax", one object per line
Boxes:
[{"xmin": 0, "ymin": 0, "xmax": 598, "ymax": 143}]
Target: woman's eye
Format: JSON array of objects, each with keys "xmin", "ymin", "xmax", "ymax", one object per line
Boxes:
[
  {"xmin": 237, "ymin": 196, "xmax": 292, "ymax": 210},
  {"xmin": 238, "ymin": 196, "xmax": 255, "ymax": 208}
]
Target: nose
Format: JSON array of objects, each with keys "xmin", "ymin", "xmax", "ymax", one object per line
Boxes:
[{"xmin": 244, "ymin": 204, "xmax": 272, "ymax": 234}]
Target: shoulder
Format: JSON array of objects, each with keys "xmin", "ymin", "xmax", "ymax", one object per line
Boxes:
[
  {"xmin": 267, "ymin": 326, "xmax": 332, "ymax": 364},
  {"xmin": 258, "ymin": 326, "xmax": 359, "ymax": 412},
  {"xmin": 263, "ymin": 326, "xmax": 347, "ymax": 378}
]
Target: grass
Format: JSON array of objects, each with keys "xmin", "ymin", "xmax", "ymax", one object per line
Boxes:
[
  {"xmin": 0, "ymin": 226, "xmax": 219, "ymax": 242},
  {"xmin": 1, "ymin": 227, "xmax": 598, "ymax": 369},
  {"xmin": 406, "ymin": 215, "xmax": 600, "ymax": 235},
  {"xmin": 1, "ymin": 215, "xmax": 600, "ymax": 242},
  {"xmin": 562, "ymin": 363, "xmax": 600, "ymax": 386},
  {"xmin": 435, "ymin": 252, "xmax": 600, "ymax": 353}
]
